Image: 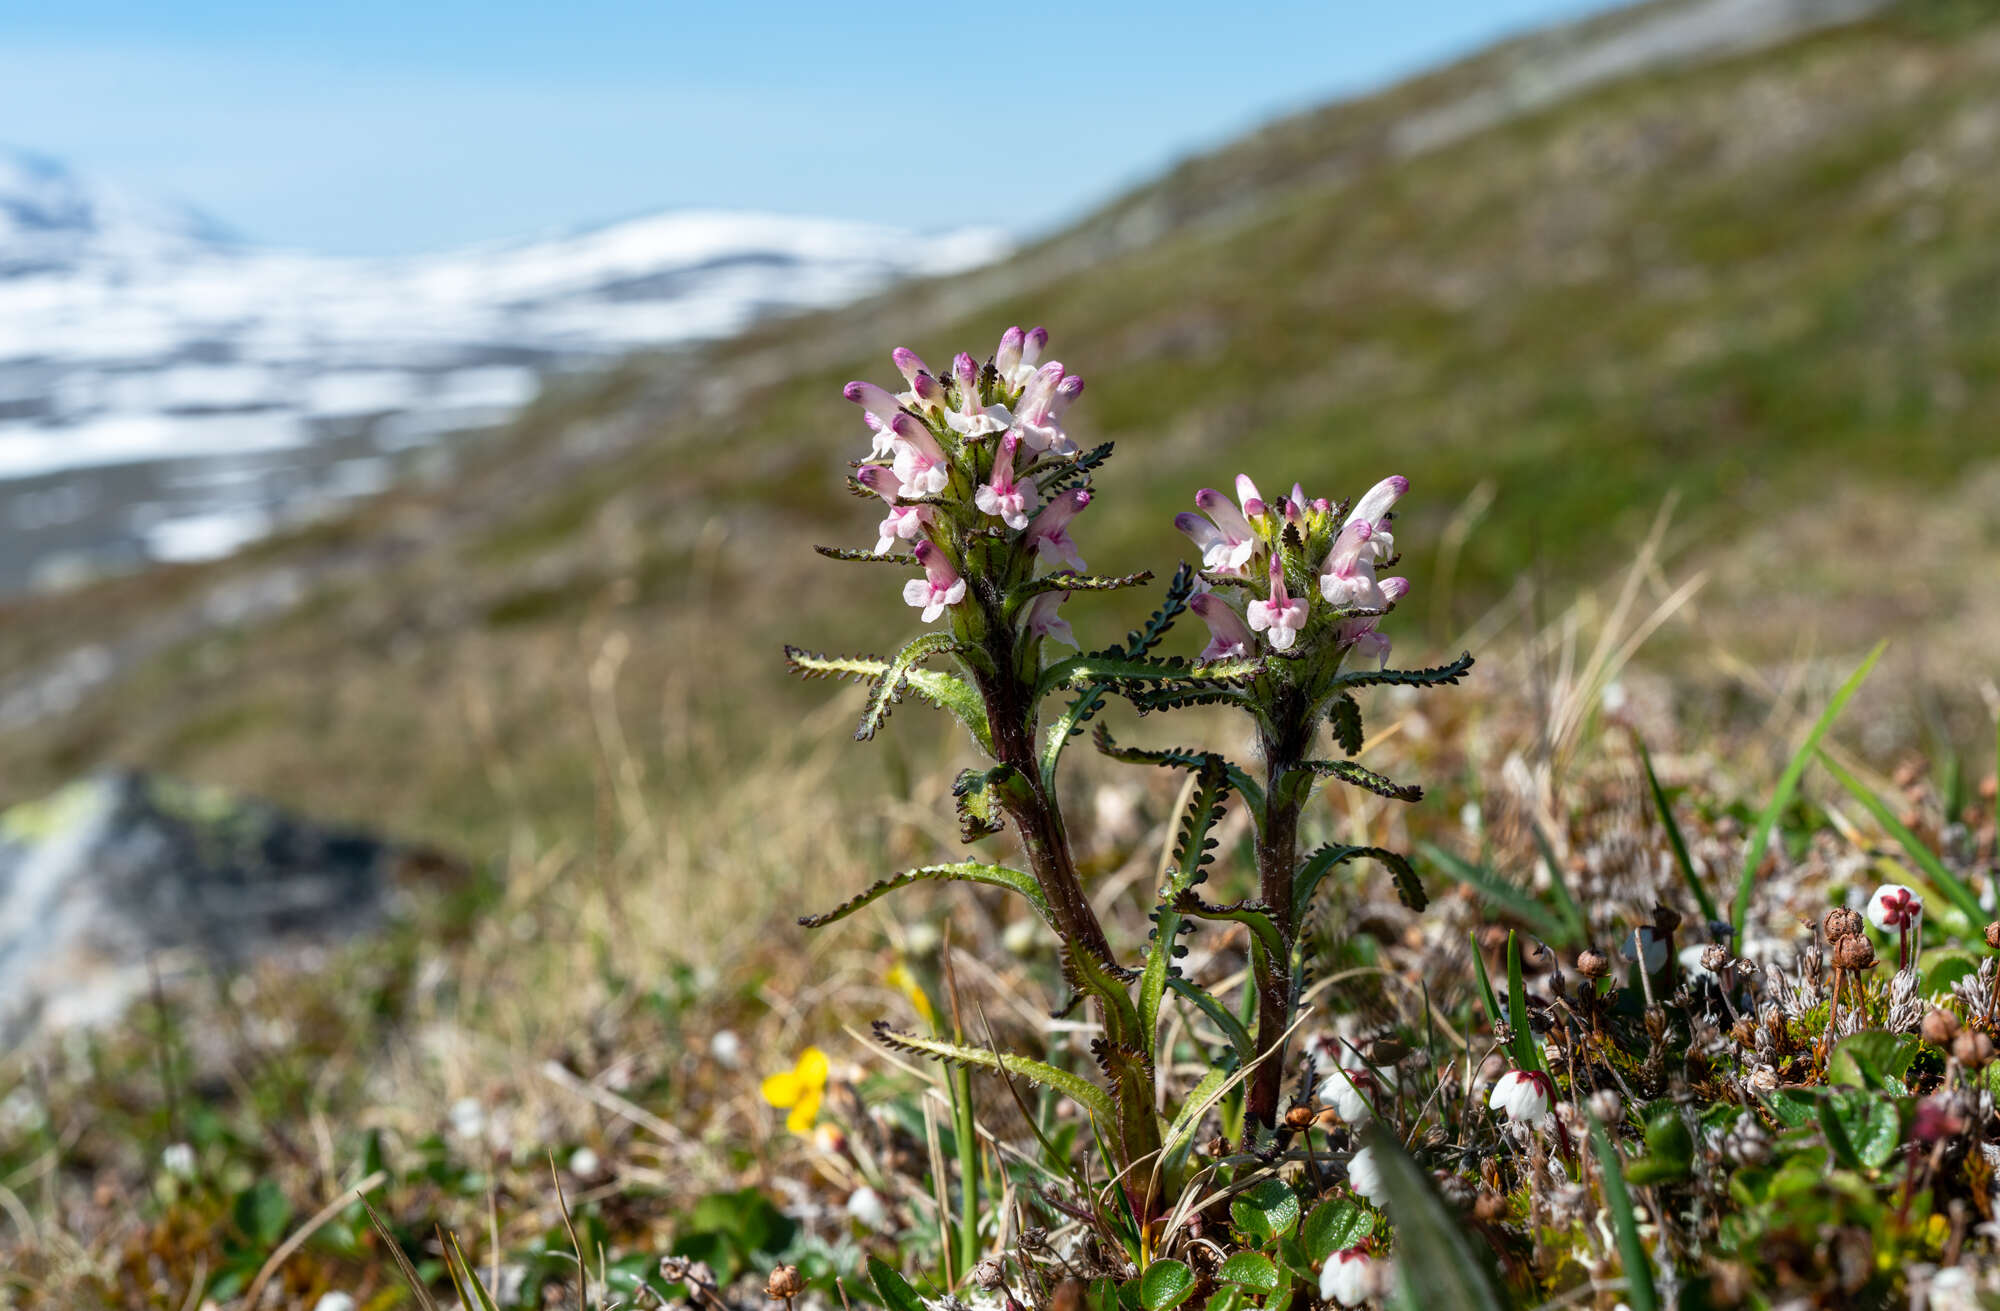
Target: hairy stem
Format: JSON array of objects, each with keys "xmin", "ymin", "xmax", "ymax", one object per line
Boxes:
[{"xmin": 1247, "ymin": 684, "xmax": 1312, "ymax": 1131}]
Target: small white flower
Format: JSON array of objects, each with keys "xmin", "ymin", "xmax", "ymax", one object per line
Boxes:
[
  {"xmin": 449, "ymin": 1097, "xmax": 486, "ymax": 1142},
  {"xmin": 1488, "ymin": 1069, "xmax": 1553, "ymax": 1125},
  {"xmin": 1324, "ymin": 1066, "xmax": 1377, "ymax": 1124},
  {"xmin": 1319, "ymin": 1248, "xmax": 1386, "ymax": 1307},
  {"xmin": 1868, "ymin": 883, "xmax": 1922, "ymax": 932},
  {"xmin": 846, "ymin": 1185, "xmax": 890, "ymax": 1230},
  {"xmin": 709, "ymin": 1030, "xmax": 744, "ymax": 1069},
  {"xmin": 160, "ymin": 1142, "xmax": 196, "ymax": 1179},
  {"xmin": 1347, "ymin": 1144, "xmax": 1388, "ymax": 1206},
  {"xmin": 314, "ymin": 1294, "xmax": 358, "ymax": 1311},
  {"xmin": 567, "ymin": 1147, "xmax": 601, "ymax": 1178}
]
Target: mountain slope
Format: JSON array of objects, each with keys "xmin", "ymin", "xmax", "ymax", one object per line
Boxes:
[{"xmin": 0, "ymin": 0, "xmax": 1993, "ymax": 855}]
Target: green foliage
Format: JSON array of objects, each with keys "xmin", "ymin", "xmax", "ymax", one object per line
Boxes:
[{"xmin": 1139, "ymin": 1259, "xmax": 1197, "ymax": 1311}]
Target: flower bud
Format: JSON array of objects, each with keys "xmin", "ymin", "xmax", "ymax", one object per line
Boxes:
[
  {"xmin": 1488, "ymin": 1069, "xmax": 1553, "ymax": 1125},
  {"xmin": 766, "ymin": 1266, "xmax": 804, "ymax": 1302}
]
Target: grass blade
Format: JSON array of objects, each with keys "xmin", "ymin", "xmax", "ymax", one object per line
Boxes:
[
  {"xmin": 1817, "ymin": 750, "xmax": 1983, "ymax": 924},
  {"xmin": 1634, "ymin": 733, "xmax": 1721, "ymax": 926},
  {"xmin": 1527, "ymin": 820, "xmax": 1588, "ymax": 943},
  {"xmin": 1505, "ymin": 930, "xmax": 1543, "ymax": 1076},
  {"xmin": 1468, "ymin": 931, "xmax": 1502, "ymax": 1035},
  {"xmin": 1587, "ymin": 1114, "xmax": 1659, "ymax": 1311},
  {"xmin": 1732, "ymin": 640, "xmax": 1886, "ymax": 938},
  {"xmin": 1360, "ymin": 1125, "xmax": 1506, "ymax": 1311},
  {"xmin": 1421, "ymin": 842, "xmax": 1573, "ymax": 945}
]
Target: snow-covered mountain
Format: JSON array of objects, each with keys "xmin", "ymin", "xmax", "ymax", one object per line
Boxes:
[{"xmin": 0, "ymin": 149, "xmax": 1006, "ymax": 589}]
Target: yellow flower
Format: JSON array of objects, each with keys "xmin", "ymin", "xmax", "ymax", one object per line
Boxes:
[
  {"xmin": 761, "ymin": 1046, "xmax": 830, "ymax": 1136},
  {"xmin": 886, "ymin": 962, "xmax": 937, "ymax": 1029}
]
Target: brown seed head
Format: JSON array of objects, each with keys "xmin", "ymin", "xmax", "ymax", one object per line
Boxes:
[
  {"xmin": 1284, "ymin": 1104, "xmax": 1315, "ymax": 1132},
  {"xmin": 1824, "ymin": 907, "xmax": 1864, "ymax": 941},
  {"xmin": 1701, "ymin": 944, "xmax": 1730, "ymax": 973},
  {"xmin": 1832, "ymin": 934, "xmax": 1877, "ymax": 971},
  {"xmin": 973, "ymin": 1258, "xmax": 1007, "ymax": 1292},
  {"xmin": 1986, "ymin": 921, "xmax": 2000, "ymax": 951},
  {"xmin": 1577, "ymin": 949, "xmax": 1610, "ymax": 979},
  {"xmin": 1954, "ymin": 1031, "xmax": 1996, "ymax": 1069},
  {"xmin": 766, "ymin": 1265, "xmax": 803, "ymax": 1302},
  {"xmin": 1922, "ymin": 1008, "xmax": 1961, "ymax": 1047}
]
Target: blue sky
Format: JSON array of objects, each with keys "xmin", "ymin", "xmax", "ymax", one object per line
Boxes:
[{"xmin": 2, "ymin": 1, "xmax": 1617, "ymax": 256}]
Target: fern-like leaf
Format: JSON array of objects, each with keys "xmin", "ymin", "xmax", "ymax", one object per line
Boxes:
[
  {"xmin": 871, "ymin": 1022, "xmax": 1115, "ymax": 1122},
  {"xmin": 799, "ymin": 862, "xmax": 1052, "ymax": 929},
  {"xmin": 857, "ymin": 632, "xmax": 968, "ymax": 741},
  {"xmin": 1337, "ymin": 651, "xmax": 1476, "ymax": 690},
  {"xmin": 1300, "ymin": 758, "xmax": 1423, "ymax": 803},
  {"xmin": 1326, "ymin": 693, "xmax": 1363, "ymax": 756},
  {"xmin": 1034, "ymin": 442, "xmax": 1114, "ymax": 496},
  {"xmin": 1296, "ymin": 842, "xmax": 1427, "ymax": 912},
  {"xmin": 812, "ymin": 545, "xmax": 920, "ymax": 565}
]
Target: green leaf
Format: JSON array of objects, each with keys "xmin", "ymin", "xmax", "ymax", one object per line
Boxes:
[
  {"xmin": 799, "ymin": 862, "xmax": 1052, "ymax": 930},
  {"xmin": 1215, "ymin": 1252, "xmax": 1280, "ymax": 1295},
  {"xmin": 1229, "ymin": 1178, "xmax": 1301, "ymax": 1242},
  {"xmin": 869, "ymin": 1022, "xmax": 1115, "ymax": 1123},
  {"xmin": 782, "ymin": 644, "xmax": 993, "ymax": 754},
  {"xmin": 1827, "ymin": 1031, "xmax": 1918, "ymax": 1092},
  {"xmin": 1326, "ymin": 693, "xmax": 1363, "ymax": 756},
  {"xmin": 1300, "ymin": 1198, "xmax": 1372, "ymax": 1262},
  {"xmin": 1762, "ymin": 1088, "xmax": 1818, "ymax": 1129},
  {"xmin": 1297, "ymin": 843, "xmax": 1426, "ymax": 913},
  {"xmin": 1139, "ymin": 1260, "xmax": 1197, "ymax": 1311},
  {"xmin": 443, "ymin": 1229, "xmax": 502, "ymax": 1311},
  {"xmin": 1040, "ymin": 684, "xmax": 1110, "ymax": 791},
  {"xmin": 812, "ymin": 544, "xmax": 920, "ymax": 565},
  {"xmin": 1468, "ymin": 930, "xmax": 1503, "ymax": 1037},
  {"xmin": 1586, "ymin": 1115, "xmax": 1659, "ymax": 1311},
  {"xmin": 951, "ymin": 766, "xmax": 1023, "ymax": 843},
  {"xmin": 1035, "ymin": 652, "xmax": 1261, "ymax": 702},
  {"xmin": 1422, "ymin": 842, "xmax": 1573, "ymax": 945},
  {"xmin": 1140, "ymin": 756, "xmax": 1233, "ymax": 1046},
  {"xmin": 1008, "ymin": 569, "xmax": 1156, "ymax": 609},
  {"xmin": 869, "ymin": 1257, "xmax": 928, "ymax": 1311},
  {"xmin": 1505, "ymin": 930, "xmax": 1543, "ymax": 1076},
  {"xmin": 1817, "ymin": 750, "xmax": 1984, "ymax": 924},
  {"xmin": 1173, "ymin": 892, "xmax": 1285, "ymax": 964},
  {"xmin": 1164, "ymin": 978, "xmax": 1257, "ymax": 1064},
  {"xmin": 1623, "ymin": 1105, "xmax": 1693, "ymax": 1185},
  {"xmin": 1635, "ymin": 733, "xmax": 1722, "ymax": 926},
  {"xmin": 232, "ymin": 1180, "xmax": 292, "ymax": 1248},
  {"xmin": 1732, "ymin": 640, "xmax": 1885, "ymax": 938},
  {"xmin": 1822, "ymin": 1090, "xmax": 1901, "ymax": 1171},
  {"xmin": 1360, "ymin": 1125, "xmax": 1506, "ymax": 1311}
]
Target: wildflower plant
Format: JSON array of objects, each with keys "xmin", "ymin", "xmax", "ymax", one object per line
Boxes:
[{"xmin": 785, "ymin": 325, "xmax": 1467, "ymax": 1231}]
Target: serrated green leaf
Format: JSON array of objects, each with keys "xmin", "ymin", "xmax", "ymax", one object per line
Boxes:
[
  {"xmin": 1335, "ymin": 651, "xmax": 1475, "ymax": 691},
  {"xmin": 799, "ymin": 862, "xmax": 1051, "ymax": 930},
  {"xmin": 1216, "ymin": 1252, "xmax": 1281, "ymax": 1294},
  {"xmin": 1733, "ymin": 640, "xmax": 1884, "ymax": 937},
  {"xmin": 1229, "ymin": 1178, "xmax": 1300, "ymax": 1242},
  {"xmin": 869, "ymin": 1023, "xmax": 1115, "ymax": 1123},
  {"xmin": 1296, "ymin": 843, "xmax": 1425, "ymax": 913},
  {"xmin": 1299, "ymin": 758, "xmax": 1422, "ymax": 803},
  {"xmin": 1035, "ymin": 652, "xmax": 1261, "ymax": 702},
  {"xmin": 1139, "ymin": 1259, "xmax": 1197, "ymax": 1311}
]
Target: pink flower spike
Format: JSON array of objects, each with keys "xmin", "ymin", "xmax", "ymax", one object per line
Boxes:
[
  {"xmin": 1245, "ymin": 558, "xmax": 1310, "ymax": 652},
  {"xmin": 902, "ymin": 541, "xmax": 968, "ymax": 624},
  {"xmin": 891, "ymin": 348, "xmax": 930, "ymax": 386},
  {"xmin": 1027, "ymin": 488, "xmax": 1089, "ymax": 572},
  {"xmin": 856, "ymin": 461, "xmax": 930, "ymax": 551},
  {"xmin": 1350, "ymin": 474, "xmax": 1408, "ymax": 560},
  {"xmin": 844, "ymin": 380, "xmax": 902, "ymax": 426},
  {"xmin": 1022, "ymin": 589, "xmax": 1077, "ymax": 649},
  {"xmin": 945, "ymin": 351, "xmax": 1012, "ymax": 438},
  {"xmin": 903, "ymin": 370, "xmax": 945, "ymax": 413},
  {"xmin": 1320, "ymin": 520, "xmax": 1386, "ymax": 610},
  {"xmin": 1188, "ymin": 592, "xmax": 1255, "ymax": 662},
  {"xmin": 975, "ymin": 432, "xmax": 1035, "ymax": 530},
  {"xmin": 1049, "ymin": 374, "xmax": 1085, "ymax": 418},
  {"xmin": 1013, "ymin": 363, "xmax": 1075, "ymax": 454},
  {"xmin": 889, "ymin": 414, "xmax": 950, "ymax": 498}
]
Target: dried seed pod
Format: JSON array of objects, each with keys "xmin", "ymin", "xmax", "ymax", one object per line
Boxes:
[
  {"xmin": 973, "ymin": 1259, "xmax": 1007, "ymax": 1292},
  {"xmin": 1922, "ymin": 1008, "xmax": 1961, "ymax": 1046},
  {"xmin": 1700, "ymin": 944, "xmax": 1730, "ymax": 973},
  {"xmin": 1986, "ymin": 921, "xmax": 2000, "ymax": 951},
  {"xmin": 1576, "ymin": 949, "xmax": 1611, "ymax": 979},
  {"xmin": 1954, "ymin": 1031, "xmax": 1996, "ymax": 1069},
  {"xmin": 1824, "ymin": 907, "xmax": 1864, "ymax": 941},
  {"xmin": 1284, "ymin": 1104, "xmax": 1315, "ymax": 1132},
  {"xmin": 766, "ymin": 1265, "xmax": 804, "ymax": 1302},
  {"xmin": 1832, "ymin": 934, "xmax": 1877, "ymax": 971}
]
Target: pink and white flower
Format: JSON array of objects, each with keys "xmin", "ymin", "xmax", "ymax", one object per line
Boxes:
[
  {"xmin": 1011, "ymin": 362, "xmax": 1079, "ymax": 455},
  {"xmin": 1488, "ymin": 1069, "xmax": 1554, "ymax": 1125},
  {"xmin": 843, "ymin": 380, "xmax": 906, "ymax": 458},
  {"xmin": 1022, "ymin": 589, "xmax": 1077, "ymax": 648},
  {"xmin": 888, "ymin": 414, "xmax": 951, "ymax": 498},
  {"xmin": 1335, "ymin": 578, "xmax": 1405, "ymax": 668},
  {"xmin": 1178, "ymin": 487, "xmax": 1260, "ymax": 575},
  {"xmin": 1319, "ymin": 1248, "xmax": 1387, "ymax": 1307},
  {"xmin": 1347, "ymin": 1144, "xmax": 1388, "ymax": 1206},
  {"xmin": 1867, "ymin": 883, "xmax": 1922, "ymax": 932},
  {"xmin": 1246, "ymin": 557, "xmax": 1310, "ymax": 652},
  {"xmin": 1320, "ymin": 520, "xmax": 1386, "ymax": 611},
  {"xmin": 1188, "ymin": 591, "xmax": 1256, "ymax": 663},
  {"xmin": 890, "ymin": 348, "xmax": 945, "ymax": 415},
  {"xmin": 996, "ymin": 325, "xmax": 1047, "ymax": 390},
  {"xmin": 974, "ymin": 432, "xmax": 1035, "ymax": 529},
  {"xmin": 902, "ymin": 541, "xmax": 967, "ymax": 624},
  {"xmin": 1027, "ymin": 489, "xmax": 1090, "ymax": 572},
  {"xmin": 1348, "ymin": 475, "xmax": 1408, "ymax": 562},
  {"xmin": 944, "ymin": 352, "xmax": 1012, "ymax": 438},
  {"xmin": 855, "ymin": 465, "xmax": 931, "ymax": 554}
]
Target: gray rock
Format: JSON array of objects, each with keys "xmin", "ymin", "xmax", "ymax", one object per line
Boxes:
[{"xmin": 0, "ymin": 770, "xmax": 398, "ymax": 1042}]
